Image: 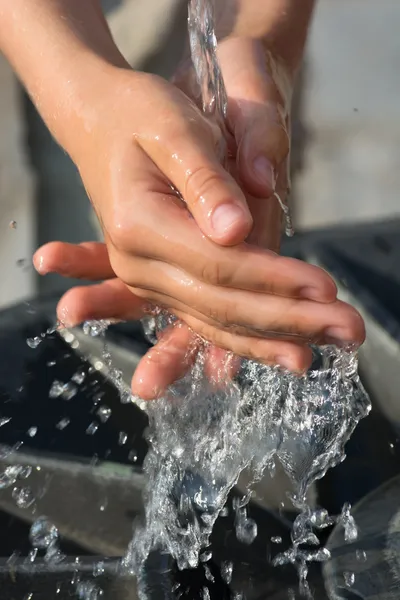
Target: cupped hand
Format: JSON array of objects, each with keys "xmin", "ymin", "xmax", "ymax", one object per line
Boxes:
[{"xmin": 34, "ymin": 40, "xmax": 365, "ymax": 398}]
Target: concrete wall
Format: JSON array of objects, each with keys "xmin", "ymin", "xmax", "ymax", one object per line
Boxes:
[{"xmin": 296, "ymin": 0, "xmax": 400, "ymax": 230}]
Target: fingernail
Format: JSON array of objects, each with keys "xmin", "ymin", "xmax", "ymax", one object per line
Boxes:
[
  {"xmin": 300, "ymin": 286, "xmax": 323, "ymax": 301},
  {"xmin": 253, "ymin": 157, "xmax": 276, "ymax": 190},
  {"xmin": 211, "ymin": 203, "xmax": 249, "ymax": 237},
  {"xmin": 324, "ymin": 327, "xmax": 350, "ymax": 345}
]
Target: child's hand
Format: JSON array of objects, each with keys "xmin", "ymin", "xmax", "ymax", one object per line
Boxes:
[{"xmin": 33, "ymin": 44, "xmax": 364, "ymax": 400}]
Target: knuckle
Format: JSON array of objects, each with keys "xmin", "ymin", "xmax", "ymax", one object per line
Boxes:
[
  {"xmin": 184, "ymin": 165, "xmax": 225, "ymax": 209},
  {"xmin": 198, "ymin": 261, "xmax": 231, "ymax": 287}
]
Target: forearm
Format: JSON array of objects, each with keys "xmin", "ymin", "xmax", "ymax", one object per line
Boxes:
[
  {"xmin": 215, "ymin": 0, "xmax": 315, "ymax": 73},
  {"xmin": 0, "ymin": 0, "xmax": 128, "ymax": 153}
]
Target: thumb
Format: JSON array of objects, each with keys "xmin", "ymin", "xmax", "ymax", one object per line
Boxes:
[{"xmin": 219, "ymin": 39, "xmax": 291, "ymax": 199}]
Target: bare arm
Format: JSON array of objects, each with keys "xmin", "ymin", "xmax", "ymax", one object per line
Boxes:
[{"xmin": 0, "ymin": 0, "xmax": 127, "ymax": 157}]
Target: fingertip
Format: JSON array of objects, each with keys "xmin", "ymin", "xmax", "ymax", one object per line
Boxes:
[{"xmin": 209, "ymin": 203, "xmax": 253, "ymax": 246}]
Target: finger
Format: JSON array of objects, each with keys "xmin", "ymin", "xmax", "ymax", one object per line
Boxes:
[
  {"xmin": 132, "ymin": 322, "xmax": 199, "ymax": 400},
  {"xmin": 219, "ymin": 38, "xmax": 291, "ymax": 198},
  {"xmin": 204, "ymin": 346, "xmax": 242, "ymax": 382},
  {"xmin": 102, "ymin": 148, "xmax": 335, "ymax": 303},
  {"xmin": 134, "ymin": 83, "xmax": 253, "ymax": 245},
  {"xmin": 170, "ymin": 309, "xmax": 314, "ymax": 373},
  {"xmin": 56, "ymin": 279, "xmax": 146, "ymax": 327},
  {"xmin": 33, "ymin": 242, "xmax": 114, "ymax": 280},
  {"xmin": 128, "ymin": 262, "xmax": 364, "ymax": 347},
  {"xmin": 245, "ymin": 160, "xmax": 288, "ymax": 251}
]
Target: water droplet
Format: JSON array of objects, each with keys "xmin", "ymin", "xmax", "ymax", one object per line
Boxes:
[
  {"xmin": 97, "ymin": 406, "xmax": 111, "ymax": 423},
  {"xmin": 63, "ymin": 382, "xmax": 78, "ymax": 400},
  {"xmin": 220, "ymin": 507, "xmax": 229, "ymax": 517},
  {"xmin": 236, "ymin": 517, "xmax": 257, "ymax": 545},
  {"xmin": 86, "ymin": 422, "xmax": 99, "ymax": 435},
  {"xmin": 72, "ymin": 370, "xmax": 86, "ymax": 385},
  {"xmin": 24, "ymin": 594, "xmax": 33, "ymax": 600},
  {"xmin": 49, "ymin": 380, "xmax": 65, "ymax": 398},
  {"xmin": 93, "ymin": 561, "xmax": 105, "ymax": 577},
  {"xmin": 49, "ymin": 380, "xmax": 77, "ymax": 401},
  {"xmin": 27, "ymin": 336, "xmax": 42, "ymax": 349},
  {"xmin": 0, "ymin": 466, "xmax": 25, "ymax": 490},
  {"xmin": 202, "ymin": 587, "xmax": 210, "ymax": 600},
  {"xmin": 83, "ymin": 320, "xmax": 109, "ymax": 337},
  {"xmin": 118, "ymin": 431, "xmax": 128, "ymax": 446},
  {"xmin": 9, "ymin": 220, "xmax": 17, "ymax": 229},
  {"xmin": 27, "ymin": 548, "xmax": 38, "ymax": 563},
  {"xmin": 12, "ymin": 486, "xmax": 35, "ymax": 508},
  {"xmin": 128, "ymin": 451, "xmax": 138, "ymax": 463},
  {"xmin": 356, "ymin": 549, "xmax": 367, "ymax": 562},
  {"xmin": 56, "ymin": 417, "xmax": 70, "ymax": 431},
  {"xmin": 47, "ymin": 360, "xmax": 56, "ymax": 367},
  {"xmin": 0, "ymin": 417, "xmax": 11, "ymax": 427},
  {"xmin": 27, "ymin": 426, "xmax": 38, "ymax": 438},
  {"xmin": 30, "ymin": 517, "xmax": 58, "ymax": 549},
  {"xmin": 221, "ymin": 561, "xmax": 233, "ymax": 584},
  {"xmin": 76, "ymin": 581, "xmax": 104, "ymax": 600},
  {"xmin": 200, "ymin": 550, "xmax": 212, "ymax": 563},
  {"xmin": 19, "ymin": 466, "xmax": 32, "ymax": 480},
  {"xmin": 344, "ymin": 571, "xmax": 355, "ymax": 587},
  {"xmin": 271, "ymin": 536, "xmax": 282, "ymax": 544}
]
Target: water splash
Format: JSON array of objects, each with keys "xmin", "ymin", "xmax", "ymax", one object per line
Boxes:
[{"xmin": 125, "ymin": 332, "xmax": 369, "ymax": 577}]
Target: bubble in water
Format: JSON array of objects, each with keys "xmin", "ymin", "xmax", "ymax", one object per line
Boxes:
[
  {"xmin": 12, "ymin": 486, "xmax": 35, "ymax": 508},
  {"xmin": 118, "ymin": 431, "xmax": 128, "ymax": 446},
  {"xmin": 221, "ymin": 561, "xmax": 233, "ymax": 584},
  {"xmin": 30, "ymin": 517, "xmax": 58, "ymax": 549},
  {"xmin": 344, "ymin": 571, "xmax": 355, "ymax": 587},
  {"xmin": 56, "ymin": 417, "xmax": 70, "ymax": 431},
  {"xmin": 97, "ymin": 406, "xmax": 111, "ymax": 423},
  {"xmin": 27, "ymin": 426, "xmax": 38, "ymax": 438},
  {"xmin": 86, "ymin": 422, "xmax": 99, "ymax": 435}
]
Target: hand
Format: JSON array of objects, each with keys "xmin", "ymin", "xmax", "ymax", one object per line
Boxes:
[{"xmin": 34, "ymin": 44, "xmax": 364, "ymax": 398}]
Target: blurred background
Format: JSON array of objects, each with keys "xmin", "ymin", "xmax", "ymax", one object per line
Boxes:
[{"xmin": 0, "ymin": 0, "xmax": 399, "ymax": 307}]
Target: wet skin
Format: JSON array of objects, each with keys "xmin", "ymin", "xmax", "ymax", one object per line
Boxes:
[{"xmin": 33, "ymin": 37, "xmax": 365, "ymax": 399}]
